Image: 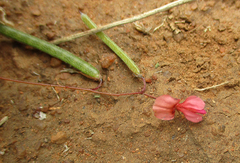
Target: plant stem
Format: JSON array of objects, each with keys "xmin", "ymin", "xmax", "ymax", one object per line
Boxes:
[
  {"xmin": 51, "ymin": 0, "xmax": 195, "ymax": 44},
  {"xmin": 0, "ymin": 24, "xmax": 101, "ymax": 80},
  {"xmin": 0, "ymin": 76, "xmax": 152, "ymax": 98},
  {"xmin": 81, "ymin": 12, "xmax": 141, "ymax": 76}
]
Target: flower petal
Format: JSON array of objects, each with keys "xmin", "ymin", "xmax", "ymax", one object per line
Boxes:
[
  {"xmin": 153, "ymin": 95, "xmax": 180, "ymax": 120},
  {"xmin": 177, "ymin": 96, "xmax": 206, "ymax": 114},
  {"xmin": 177, "ymin": 108, "xmax": 203, "ymax": 123}
]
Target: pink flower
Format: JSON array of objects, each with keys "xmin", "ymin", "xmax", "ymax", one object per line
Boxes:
[{"xmin": 153, "ymin": 95, "xmax": 206, "ymax": 123}]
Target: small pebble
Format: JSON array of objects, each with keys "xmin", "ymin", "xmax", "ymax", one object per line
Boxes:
[
  {"xmin": 64, "ymin": 119, "xmax": 70, "ymax": 124},
  {"xmin": 177, "ymin": 151, "xmax": 184, "ymax": 158},
  {"xmin": 35, "ymin": 122, "xmax": 46, "ymax": 130},
  {"xmin": 50, "ymin": 110, "xmax": 57, "ymax": 116},
  {"xmin": 163, "ymin": 31, "xmax": 173, "ymax": 43},
  {"xmin": 100, "ymin": 53, "xmax": 116, "ymax": 68},
  {"xmin": 190, "ymin": 3, "xmax": 198, "ymax": 10},
  {"xmin": 41, "ymin": 106, "xmax": 49, "ymax": 113},
  {"xmin": 211, "ymin": 127, "xmax": 218, "ymax": 136},
  {"xmin": 218, "ymin": 24, "xmax": 226, "ymax": 32},
  {"xmin": 30, "ymin": 6, "xmax": 41, "ymax": 16},
  {"xmin": 50, "ymin": 58, "xmax": 62, "ymax": 67},
  {"xmin": 17, "ymin": 97, "xmax": 29, "ymax": 111},
  {"xmin": 39, "ymin": 112, "xmax": 47, "ymax": 120},
  {"xmin": 173, "ymin": 32, "xmax": 184, "ymax": 43},
  {"xmin": 145, "ymin": 78, "xmax": 152, "ymax": 83},
  {"xmin": 46, "ymin": 32, "xmax": 56, "ymax": 40},
  {"xmin": 219, "ymin": 47, "xmax": 225, "ymax": 53},
  {"xmin": 144, "ymin": 130, "xmax": 151, "ymax": 137},
  {"xmin": 78, "ymin": 149, "xmax": 84, "ymax": 154},
  {"xmin": 151, "ymin": 74, "xmax": 158, "ymax": 80},
  {"xmin": 60, "ymin": 73, "xmax": 71, "ymax": 80},
  {"xmin": 35, "ymin": 141, "xmax": 42, "ymax": 150},
  {"xmin": 112, "ymin": 124, "xmax": 120, "ymax": 132},
  {"xmin": 51, "ymin": 131, "xmax": 68, "ymax": 144},
  {"xmin": 79, "ymin": 121, "xmax": 84, "ymax": 125}
]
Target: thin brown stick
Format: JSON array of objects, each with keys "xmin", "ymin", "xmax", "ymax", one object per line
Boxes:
[
  {"xmin": 0, "ymin": 76, "xmax": 148, "ymax": 97},
  {"xmin": 51, "ymin": 0, "xmax": 195, "ymax": 44},
  {"xmin": 194, "ymin": 81, "xmax": 229, "ymax": 91}
]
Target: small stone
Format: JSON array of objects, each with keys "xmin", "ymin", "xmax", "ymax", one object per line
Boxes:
[
  {"xmin": 100, "ymin": 53, "xmax": 116, "ymax": 68},
  {"xmin": 211, "ymin": 127, "xmax": 218, "ymax": 136},
  {"xmin": 50, "ymin": 110, "xmax": 57, "ymax": 116},
  {"xmin": 214, "ymin": 36, "xmax": 227, "ymax": 45},
  {"xmin": 144, "ymin": 130, "xmax": 151, "ymax": 137},
  {"xmin": 39, "ymin": 112, "xmax": 47, "ymax": 120},
  {"xmin": 60, "ymin": 73, "xmax": 71, "ymax": 80},
  {"xmin": 79, "ymin": 121, "xmax": 84, "ymax": 125},
  {"xmin": 92, "ymin": 131, "xmax": 107, "ymax": 142},
  {"xmin": 30, "ymin": 6, "xmax": 41, "ymax": 16},
  {"xmin": 35, "ymin": 122, "xmax": 47, "ymax": 130},
  {"xmin": 17, "ymin": 97, "xmax": 29, "ymax": 111},
  {"xmin": 219, "ymin": 47, "xmax": 225, "ymax": 53},
  {"xmin": 190, "ymin": 3, "xmax": 198, "ymax": 10},
  {"xmin": 145, "ymin": 78, "xmax": 152, "ymax": 83},
  {"xmin": 163, "ymin": 31, "xmax": 173, "ymax": 43},
  {"xmin": 177, "ymin": 151, "xmax": 184, "ymax": 158},
  {"xmin": 41, "ymin": 106, "xmax": 49, "ymax": 113},
  {"xmin": 51, "ymin": 131, "xmax": 68, "ymax": 144},
  {"xmin": 112, "ymin": 123, "xmax": 120, "ymax": 132},
  {"xmin": 50, "ymin": 58, "xmax": 62, "ymax": 67},
  {"xmin": 151, "ymin": 74, "xmax": 158, "ymax": 80},
  {"xmin": 195, "ymin": 57, "xmax": 205, "ymax": 66},
  {"xmin": 173, "ymin": 32, "xmax": 184, "ymax": 43},
  {"xmin": 78, "ymin": 149, "xmax": 84, "ymax": 154},
  {"xmin": 35, "ymin": 141, "xmax": 42, "ymax": 150},
  {"xmin": 46, "ymin": 32, "xmax": 56, "ymax": 40},
  {"xmin": 218, "ymin": 24, "xmax": 226, "ymax": 32},
  {"xmin": 64, "ymin": 119, "xmax": 70, "ymax": 124}
]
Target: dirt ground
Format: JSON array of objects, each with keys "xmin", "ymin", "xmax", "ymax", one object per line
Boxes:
[{"xmin": 0, "ymin": 0, "xmax": 240, "ymax": 162}]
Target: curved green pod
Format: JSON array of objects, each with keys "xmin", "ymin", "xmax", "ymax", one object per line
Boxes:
[
  {"xmin": 0, "ymin": 24, "xmax": 101, "ymax": 80},
  {"xmin": 81, "ymin": 13, "xmax": 141, "ymax": 77}
]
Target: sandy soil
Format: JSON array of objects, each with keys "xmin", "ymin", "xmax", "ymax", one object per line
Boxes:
[{"xmin": 0, "ymin": 0, "xmax": 240, "ymax": 162}]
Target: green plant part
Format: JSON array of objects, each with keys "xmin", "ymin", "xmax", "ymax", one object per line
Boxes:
[
  {"xmin": 0, "ymin": 24, "xmax": 101, "ymax": 80},
  {"xmin": 81, "ymin": 12, "xmax": 141, "ymax": 77}
]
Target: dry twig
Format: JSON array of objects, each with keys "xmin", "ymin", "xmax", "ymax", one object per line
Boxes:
[
  {"xmin": 0, "ymin": 7, "xmax": 14, "ymax": 26},
  {"xmin": 51, "ymin": 0, "xmax": 195, "ymax": 44},
  {"xmin": 194, "ymin": 81, "xmax": 229, "ymax": 91}
]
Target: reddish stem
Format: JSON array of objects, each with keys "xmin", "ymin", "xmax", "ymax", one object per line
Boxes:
[
  {"xmin": 91, "ymin": 78, "xmax": 102, "ymax": 90},
  {"xmin": 0, "ymin": 76, "xmax": 156, "ymax": 98}
]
